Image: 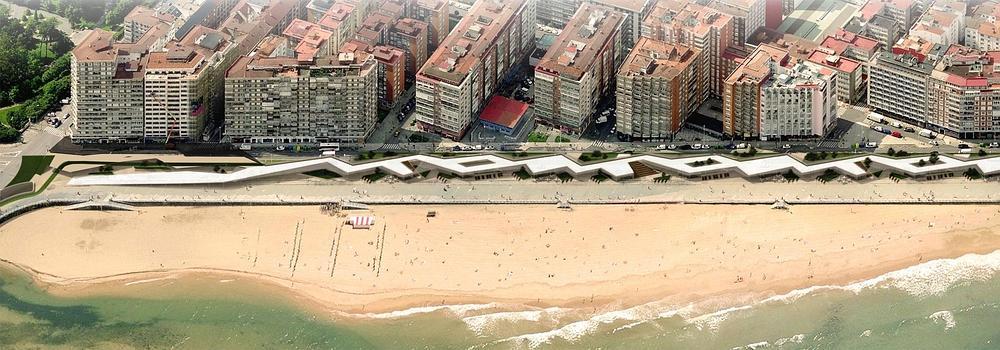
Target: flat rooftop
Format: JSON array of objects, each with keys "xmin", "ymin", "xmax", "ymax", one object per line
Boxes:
[
  {"xmin": 592, "ymin": 0, "xmax": 652, "ymax": 13},
  {"xmin": 806, "ymin": 49, "xmax": 860, "ymax": 74},
  {"xmin": 535, "ymin": 4, "xmax": 624, "ymax": 81},
  {"xmin": 726, "ymin": 44, "xmax": 793, "ymax": 84},
  {"xmin": 776, "ymin": 0, "xmax": 860, "ymax": 42},
  {"xmin": 418, "ymin": 0, "xmax": 528, "ymax": 86},
  {"xmin": 620, "ymin": 37, "xmax": 700, "ymax": 80}
]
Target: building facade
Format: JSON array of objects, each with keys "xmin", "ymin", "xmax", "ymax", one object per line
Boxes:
[
  {"xmin": 642, "ymin": 2, "xmax": 734, "ymax": 99},
  {"xmin": 415, "ymin": 0, "xmax": 536, "ymax": 140},
  {"xmin": 390, "ymin": 18, "xmax": 430, "ymax": 80},
  {"xmin": 534, "ymin": 4, "xmax": 624, "ymax": 133},
  {"xmin": 867, "ymin": 36, "xmax": 945, "ymax": 126},
  {"xmin": 224, "ymin": 53, "xmax": 378, "ymax": 144},
  {"xmin": 926, "ymin": 46, "xmax": 1000, "ymax": 138},
  {"xmin": 71, "ymin": 30, "xmax": 148, "ymax": 142},
  {"xmin": 723, "ymin": 44, "xmax": 837, "ymax": 138},
  {"xmin": 616, "ymin": 38, "xmax": 703, "ymax": 140}
]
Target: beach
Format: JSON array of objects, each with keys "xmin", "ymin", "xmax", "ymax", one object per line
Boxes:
[{"xmin": 2, "ymin": 203, "xmax": 999, "ymax": 322}]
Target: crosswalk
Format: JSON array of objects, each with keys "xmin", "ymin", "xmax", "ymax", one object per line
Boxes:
[{"xmin": 377, "ymin": 143, "xmax": 406, "ymax": 152}]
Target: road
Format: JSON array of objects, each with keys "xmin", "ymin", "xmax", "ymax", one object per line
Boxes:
[{"xmin": 0, "ymin": 106, "xmax": 72, "ymax": 186}]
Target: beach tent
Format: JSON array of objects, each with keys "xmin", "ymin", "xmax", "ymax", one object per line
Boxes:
[{"xmin": 349, "ymin": 216, "xmax": 375, "ymax": 229}]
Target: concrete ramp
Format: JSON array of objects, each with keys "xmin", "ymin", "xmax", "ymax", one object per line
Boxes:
[{"xmin": 66, "ymin": 201, "xmax": 137, "ymax": 211}]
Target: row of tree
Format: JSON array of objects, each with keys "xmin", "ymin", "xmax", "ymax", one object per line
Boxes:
[
  {"xmin": 6, "ymin": 0, "xmax": 153, "ymax": 29},
  {"xmin": 0, "ymin": 5, "xmax": 73, "ymax": 142}
]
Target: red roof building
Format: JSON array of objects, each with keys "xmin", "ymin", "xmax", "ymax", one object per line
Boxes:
[{"xmin": 478, "ymin": 95, "xmax": 530, "ymax": 135}]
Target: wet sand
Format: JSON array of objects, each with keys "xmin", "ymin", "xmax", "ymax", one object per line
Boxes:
[{"xmin": 2, "ymin": 204, "xmax": 999, "ymax": 317}]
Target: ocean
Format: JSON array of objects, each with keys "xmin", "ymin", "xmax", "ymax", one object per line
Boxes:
[{"xmin": 1, "ymin": 251, "xmax": 998, "ymax": 349}]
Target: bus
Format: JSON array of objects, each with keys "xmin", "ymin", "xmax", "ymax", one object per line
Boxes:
[{"xmin": 319, "ymin": 142, "xmax": 340, "ymax": 151}]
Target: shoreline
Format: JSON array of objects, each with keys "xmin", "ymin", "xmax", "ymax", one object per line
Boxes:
[{"xmin": 2, "ymin": 204, "xmax": 1000, "ymax": 323}]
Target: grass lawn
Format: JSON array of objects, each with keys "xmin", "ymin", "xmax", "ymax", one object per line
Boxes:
[
  {"xmin": 0, "ymin": 104, "xmax": 22, "ymax": 127},
  {"xmin": 527, "ymin": 132, "xmax": 549, "ymax": 142},
  {"xmin": 6, "ymin": 155, "xmax": 54, "ymax": 186}
]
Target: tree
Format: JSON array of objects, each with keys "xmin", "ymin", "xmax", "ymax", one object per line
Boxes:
[
  {"xmin": 887, "ymin": 148, "xmax": 896, "ymax": 156},
  {"xmin": 0, "ymin": 126, "xmax": 19, "ymax": 142},
  {"xmin": 929, "ymin": 151, "xmax": 940, "ymax": 164},
  {"xmin": 918, "ymin": 159, "xmax": 926, "ymax": 167}
]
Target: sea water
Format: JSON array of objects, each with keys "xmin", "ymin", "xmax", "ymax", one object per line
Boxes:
[{"xmin": 1, "ymin": 251, "xmax": 999, "ymax": 349}]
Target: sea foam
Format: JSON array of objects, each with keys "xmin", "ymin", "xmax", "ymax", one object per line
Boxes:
[
  {"xmin": 492, "ymin": 250, "xmax": 1000, "ymax": 348},
  {"xmin": 928, "ymin": 310, "xmax": 957, "ymax": 330}
]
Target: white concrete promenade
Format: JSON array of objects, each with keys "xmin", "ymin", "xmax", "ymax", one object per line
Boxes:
[{"xmin": 66, "ymin": 153, "xmax": 1000, "ymax": 186}]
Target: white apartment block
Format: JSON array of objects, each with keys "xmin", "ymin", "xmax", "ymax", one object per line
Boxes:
[
  {"xmin": 867, "ymin": 37, "xmax": 945, "ymax": 126},
  {"xmin": 758, "ymin": 63, "xmax": 837, "ymax": 138},
  {"xmin": 415, "ymin": 0, "xmax": 536, "ymax": 140},
  {"xmin": 723, "ymin": 44, "xmax": 836, "ymax": 138}
]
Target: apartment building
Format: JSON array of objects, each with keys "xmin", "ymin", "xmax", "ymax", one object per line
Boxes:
[
  {"xmin": 723, "ymin": 44, "xmax": 836, "ymax": 138},
  {"xmin": 707, "ymin": 0, "xmax": 767, "ymax": 44},
  {"xmin": 413, "ymin": 0, "xmax": 450, "ymax": 50},
  {"xmin": 224, "ymin": 53, "xmax": 378, "ymax": 144},
  {"xmin": 390, "ymin": 18, "xmax": 430, "ymax": 80},
  {"xmin": 283, "ymin": 19, "xmax": 336, "ymax": 61},
  {"xmin": 533, "ymin": 0, "xmax": 653, "ymax": 50},
  {"xmin": 926, "ymin": 45, "xmax": 1000, "ymax": 138},
  {"xmin": 819, "ymin": 29, "xmax": 881, "ymax": 63},
  {"xmin": 536, "ymin": 0, "xmax": 581, "ymax": 28},
  {"xmin": 355, "ymin": 12, "xmax": 395, "ymax": 45},
  {"xmin": 616, "ymin": 38, "xmax": 703, "ymax": 139},
  {"xmin": 143, "ymin": 26, "xmax": 233, "ymax": 142},
  {"xmin": 804, "ymin": 50, "xmax": 862, "ymax": 104},
  {"xmin": 317, "ymin": 1, "xmax": 359, "ymax": 52},
  {"xmin": 758, "ymin": 62, "xmax": 836, "ymax": 138},
  {"xmin": 342, "ymin": 39, "xmax": 407, "ymax": 109},
  {"xmin": 415, "ymin": 0, "xmax": 536, "ymax": 140},
  {"xmin": 534, "ymin": 4, "xmax": 624, "ymax": 134},
  {"xmin": 965, "ymin": 1, "xmax": 1000, "ymax": 51},
  {"xmin": 868, "ymin": 36, "xmax": 946, "ymax": 126},
  {"xmin": 909, "ymin": 0, "xmax": 966, "ymax": 47},
  {"xmin": 123, "ymin": 6, "xmax": 174, "ymax": 43},
  {"xmin": 642, "ymin": 3, "xmax": 734, "ymax": 99},
  {"xmin": 71, "ymin": 30, "xmax": 150, "ymax": 142},
  {"xmin": 70, "ymin": 0, "xmax": 299, "ymax": 143},
  {"xmin": 588, "ymin": 0, "xmax": 654, "ymax": 50}
]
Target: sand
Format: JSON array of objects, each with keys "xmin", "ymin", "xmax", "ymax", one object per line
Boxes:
[{"xmin": 2, "ymin": 204, "xmax": 1000, "ymax": 317}]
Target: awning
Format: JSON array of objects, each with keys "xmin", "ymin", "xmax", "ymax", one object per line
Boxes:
[{"xmin": 349, "ymin": 216, "xmax": 375, "ymax": 228}]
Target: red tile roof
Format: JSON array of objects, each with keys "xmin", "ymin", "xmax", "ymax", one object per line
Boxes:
[{"xmin": 479, "ymin": 95, "xmax": 528, "ymax": 128}]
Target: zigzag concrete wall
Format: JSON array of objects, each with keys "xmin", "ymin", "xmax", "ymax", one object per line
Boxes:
[{"xmin": 66, "ymin": 154, "xmax": 1000, "ymax": 186}]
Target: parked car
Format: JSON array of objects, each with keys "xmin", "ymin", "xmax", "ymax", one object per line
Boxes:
[
  {"xmin": 781, "ymin": 144, "xmax": 792, "ymax": 150},
  {"xmin": 275, "ymin": 145, "xmax": 286, "ymax": 151},
  {"xmin": 667, "ymin": 144, "xmax": 677, "ymax": 150},
  {"xmin": 904, "ymin": 127, "xmax": 916, "ymax": 133},
  {"xmin": 656, "ymin": 144, "xmax": 667, "ymax": 150},
  {"xmin": 892, "ymin": 121, "xmax": 903, "ymax": 128},
  {"xmin": 989, "ymin": 142, "xmax": 999, "ymax": 148},
  {"xmin": 692, "ymin": 144, "xmax": 703, "ymax": 150},
  {"xmin": 958, "ymin": 143, "xmax": 971, "ymax": 149},
  {"xmin": 864, "ymin": 142, "xmax": 878, "ymax": 148},
  {"xmin": 736, "ymin": 143, "xmax": 748, "ymax": 149},
  {"xmin": 891, "ymin": 131, "xmax": 902, "ymax": 138}
]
